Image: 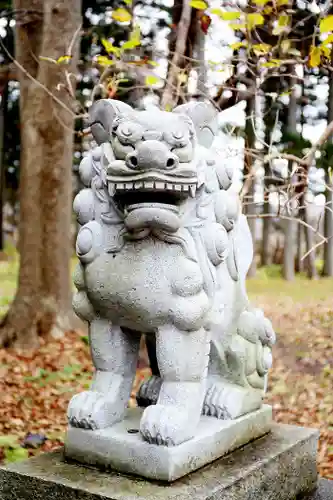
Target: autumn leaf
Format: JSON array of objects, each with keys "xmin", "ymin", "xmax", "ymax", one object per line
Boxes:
[
  {"xmin": 57, "ymin": 55, "xmax": 72, "ymax": 64},
  {"xmin": 252, "ymin": 43, "xmax": 271, "ymax": 55},
  {"xmin": 4, "ymin": 447, "xmax": 29, "ymax": 464},
  {"xmin": 145, "ymin": 75, "xmax": 160, "ymax": 86},
  {"xmin": 101, "ymin": 39, "xmax": 121, "ymax": 57},
  {"xmin": 189, "ymin": 0, "xmax": 208, "ymax": 9},
  {"xmin": 322, "ymin": 34, "xmax": 333, "ymax": 46},
  {"xmin": 111, "ymin": 8, "xmax": 132, "ymax": 23},
  {"xmin": 320, "ymin": 15, "xmax": 333, "ymax": 34},
  {"xmin": 211, "ymin": 10, "xmax": 240, "ymax": 21},
  {"xmin": 262, "ymin": 59, "xmax": 282, "ymax": 68},
  {"xmin": 272, "ymin": 14, "xmax": 290, "ymax": 35},
  {"xmin": 253, "ymin": 0, "xmax": 270, "ymax": 5},
  {"xmin": 230, "ymin": 41, "xmax": 248, "ymax": 50},
  {"xmin": 96, "ymin": 56, "xmax": 115, "ymax": 66},
  {"xmin": 309, "ymin": 46, "xmax": 321, "ymax": 67},
  {"xmin": 246, "ymin": 13, "xmax": 264, "ymax": 30}
]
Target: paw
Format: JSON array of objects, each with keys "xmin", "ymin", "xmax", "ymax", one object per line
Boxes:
[
  {"xmin": 140, "ymin": 404, "xmax": 196, "ymax": 446},
  {"xmin": 67, "ymin": 391, "xmax": 121, "ymax": 430},
  {"xmin": 136, "ymin": 375, "xmax": 161, "ymax": 407}
]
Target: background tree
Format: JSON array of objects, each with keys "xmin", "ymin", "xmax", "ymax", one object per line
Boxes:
[{"xmin": 0, "ymin": 0, "xmax": 81, "ymax": 348}]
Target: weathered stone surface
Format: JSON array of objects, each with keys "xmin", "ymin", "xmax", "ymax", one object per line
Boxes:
[
  {"xmin": 68, "ymin": 98, "xmax": 277, "ymax": 459},
  {"xmin": 0, "ymin": 423, "xmax": 319, "ymax": 500},
  {"xmin": 65, "ymin": 405, "xmax": 272, "ymax": 481},
  {"xmin": 303, "ymin": 479, "xmax": 333, "ymax": 499}
]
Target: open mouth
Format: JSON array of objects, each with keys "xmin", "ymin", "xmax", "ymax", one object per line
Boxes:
[{"xmin": 107, "ymin": 176, "xmax": 197, "ymax": 212}]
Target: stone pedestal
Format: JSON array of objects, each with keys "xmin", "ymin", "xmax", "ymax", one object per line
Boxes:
[
  {"xmin": 0, "ymin": 423, "xmax": 319, "ymax": 500},
  {"xmin": 65, "ymin": 405, "xmax": 272, "ymax": 482}
]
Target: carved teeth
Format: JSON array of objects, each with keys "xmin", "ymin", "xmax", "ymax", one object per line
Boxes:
[
  {"xmin": 189, "ymin": 184, "xmax": 196, "ymax": 198},
  {"xmin": 108, "ymin": 180, "xmax": 198, "ymax": 195}
]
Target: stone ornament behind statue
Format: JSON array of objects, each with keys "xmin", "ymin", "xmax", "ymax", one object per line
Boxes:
[{"xmin": 65, "ymin": 99, "xmax": 276, "ymax": 480}]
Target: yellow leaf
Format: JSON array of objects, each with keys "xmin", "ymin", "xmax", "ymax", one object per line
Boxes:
[
  {"xmin": 320, "ymin": 16, "xmax": 333, "ymax": 34},
  {"xmin": 230, "ymin": 41, "xmax": 248, "ymax": 50},
  {"xmin": 263, "ymin": 6, "xmax": 273, "ymax": 15},
  {"xmin": 277, "ymin": 0, "xmax": 289, "ymax": 5},
  {"xmin": 122, "ymin": 39, "xmax": 140, "ymax": 50},
  {"xmin": 124, "ymin": 0, "xmax": 132, "ymax": 5},
  {"xmin": 145, "ymin": 75, "xmax": 160, "ymax": 86},
  {"xmin": 246, "ymin": 13, "xmax": 264, "ymax": 30},
  {"xmin": 101, "ymin": 39, "xmax": 121, "ymax": 57},
  {"xmin": 96, "ymin": 56, "xmax": 116, "ymax": 66},
  {"xmin": 273, "ymin": 14, "xmax": 290, "ymax": 35},
  {"xmin": 262, "ymin": 59, "xmax": 282, "ymax": 68},
  {"xmin": 111, "ymin": 7, "xmax": 132, "ymax": 23},
  {"xmin": 279, "ymin": 14, "xmax": 290, "ymax": 27},
  {"xmin": 165, "ymin": 104, "xmax": 172, "ymax": 112},
  {"xmin": 189, "ymin": 0, "xmax": 208, "ymax": 9},
  {"xmin": 322, "ymin": 34, "xmax": 333, "ymax": 45},
  {"xmin": 229, "ymin": 22, "xmax": 246, "ymax": 30},
  {"xmin": 57, "ymin": 55, "xmax": 72, "ymax": 64},
  {"xmin": 212, "ymin": 10, "xmax": 240, "ymax": 20},
  {"xmin": 321, "ymin": 44, "xmax": 331, "ymax": 58},
  {"xmin": 147, "ymin": 60, "xmax": 158, "ymax": 67},
  {"xmin": 253, "ymin": 0, "xmax": 270, "ymax": 5},
  {"xmin": 281, "ymin": 39, "xmax": 291, "ymax": 53},
  {"xmin": 177, "ymin": 72, "xmax": 188, "ymax": 84},
  {"xmin": 309, "ymin": 46, "xmax": 321, "ymax": 68},
  {"xmin": 252, "ymin": 43, "xmax": 271, "ymax": 55}
]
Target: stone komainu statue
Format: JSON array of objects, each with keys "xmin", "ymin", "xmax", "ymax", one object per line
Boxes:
[{"xmin": 68, "ymin": 99, "xmax": 276, "ymax": 447}]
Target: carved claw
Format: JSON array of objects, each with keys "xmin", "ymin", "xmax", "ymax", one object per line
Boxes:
[
  {"xmin": 140, "ymin": 404, "xmax": 196, "ymax": 446},
  {"xmin": 67, "ymin": 391, "xmax": 123, "ymax": 430}
]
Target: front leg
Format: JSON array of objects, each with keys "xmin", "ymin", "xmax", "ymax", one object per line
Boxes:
[
  {"xmin": 140, "ymin": 325, "xmax": 210, "ymax": 446},
  {"xmin": 68, "ymin": 318, "xmax": 139, "ymax": 430}
]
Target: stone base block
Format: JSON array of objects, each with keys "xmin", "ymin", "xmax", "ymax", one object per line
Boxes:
[
  {"xmin": 64, "ymin": 405, "xmax": 272, "ymax": 481},
  {"xmin": 0, "ymin": 422, "xmax": 319, "ymax": 500}
]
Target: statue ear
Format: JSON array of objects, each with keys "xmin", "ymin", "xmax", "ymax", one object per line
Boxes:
[
  {"xmin": 173, "ymin": 101, "xmax": 218, "ymax": 148},
  {"xmin": 89, "ymin": 99, "xmax": 133, "ymax": 145}
]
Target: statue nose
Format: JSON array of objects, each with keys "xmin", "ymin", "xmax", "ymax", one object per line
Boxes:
[{"xmin": 126, "ymin": 140, "xmax": 179, "ymax": 170}]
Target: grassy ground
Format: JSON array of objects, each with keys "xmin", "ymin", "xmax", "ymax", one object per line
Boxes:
[{"xmin": 0, "ymin": 251, "xmax": 333, "ymax": 477}]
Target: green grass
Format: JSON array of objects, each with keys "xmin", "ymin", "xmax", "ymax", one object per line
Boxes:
[{"xmin": 247, "ymin": 265, "xmax": 333, "ymax": 303}]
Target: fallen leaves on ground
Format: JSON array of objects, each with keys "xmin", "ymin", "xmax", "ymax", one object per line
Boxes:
[{"xmin": 0, "ymin": 294, "xmax": 332, "ymax": 478}]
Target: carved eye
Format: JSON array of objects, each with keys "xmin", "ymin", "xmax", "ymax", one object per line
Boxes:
[
  {"xmin": 173, "ymin": 130, "xmax": 184, "ymax": 140},
  {"xmin": 164, "ymin": 129, "xmax": 189, "ymax": 148},
  {"xmin": 117, "ymin": 122, "xmax": 143, "ymax": 143}
]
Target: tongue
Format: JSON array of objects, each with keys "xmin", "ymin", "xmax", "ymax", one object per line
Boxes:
[{"xmin": 124, "ymin": 204, "xmax": 180, "ymax": 233}]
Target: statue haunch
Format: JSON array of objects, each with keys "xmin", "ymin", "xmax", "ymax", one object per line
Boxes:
[{"xmin": 68, "ymin": 99, "xmax": 276, "ymax": 447}]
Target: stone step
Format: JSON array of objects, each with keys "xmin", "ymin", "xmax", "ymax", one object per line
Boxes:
[{"xmin": 0, "ymin": 423, "xmax": 319, "ymax": 500}]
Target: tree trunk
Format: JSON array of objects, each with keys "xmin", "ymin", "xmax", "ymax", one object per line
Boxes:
[
  {"xmin": 0, "ymin": 80, "xmax": 8, "ymax": 251},
  {"xmin": 0, "ymin": 0, "xmax": 81, "ymax": 348},
  {"xmin": 303, "ymin": 202, "xmax": 318, "ymax": 279},
  {"xmin": 295, "ymin": 221, "xmax": 304, "ymax": 273},
  {"xmin": 244, "ymin": 83, "xmax": 257, "ymax": 278},
  {"xmin": 323, "ymin": 170, "xmax": 333, "ymax": 276},
  {"xmin": 322, "ymin": 58, "xmax": 333, "ymax": 276},
  {"xmin": 282, "ymin": 70, "xmax": 297, "ymax": 281},
  {"xmin": 161, "ymin": 0, "xmax": 192, "ymax": 109}
]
